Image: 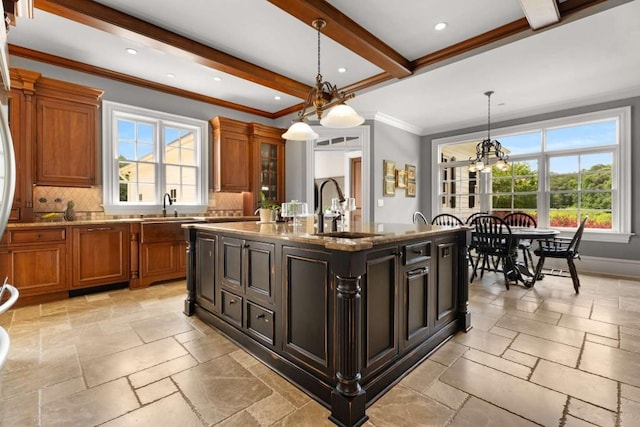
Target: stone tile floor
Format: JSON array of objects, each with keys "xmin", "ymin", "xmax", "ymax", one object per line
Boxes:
[{"xmin": 1, "ymin": 271, "xmax": 640, "ymax": 426}]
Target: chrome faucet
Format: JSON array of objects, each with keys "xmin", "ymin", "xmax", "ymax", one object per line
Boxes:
[
  {"xmin": 162, "ymin": 192, "xmax": 173, "ymax": 217},
  {"xmin": 317, "ymin": 178, "xmax": 345, "ymax": 233}
]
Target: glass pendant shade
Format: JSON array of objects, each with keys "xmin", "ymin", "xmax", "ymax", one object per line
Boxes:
[
  {"xmin": 282, "ymin": 121, "xmax": 319, "ymax": 141},
  {"xmin": 320, "ymin": 103, "xmax": 364, "ymax": 128}
]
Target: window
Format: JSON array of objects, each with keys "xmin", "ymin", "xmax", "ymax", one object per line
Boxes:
[
  {"xmin": 432, "ymin": 107, "xmax": 632, "ymax": 243},
  {"xmin": 103, "ymin": 101, "xmax": 208, "ymax": 215}
]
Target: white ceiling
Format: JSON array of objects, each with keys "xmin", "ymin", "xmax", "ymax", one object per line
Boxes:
[{"xmin": 7, "ymin": 0, "xmax": 640, "ymax": 135}]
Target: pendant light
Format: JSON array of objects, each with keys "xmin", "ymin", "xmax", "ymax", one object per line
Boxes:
[{"xmin": 468, "ymin": 91, "xmax": 510, "ymax": 173}]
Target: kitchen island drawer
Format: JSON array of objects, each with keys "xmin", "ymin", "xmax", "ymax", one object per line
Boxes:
[
  {"xmin": 403, "ymin": 241, "xmax": 430, "ymax": 265},
  {"xmin": 8, "ymin": 228, "xmax": 66, "ymax": 244},
  {"xmin": 246, "ymin": 301, "xmax": 274, "ymax": 346},
  {"xmin": 221, "ymin": 290, "xmax": 243, "ymax": 327}
]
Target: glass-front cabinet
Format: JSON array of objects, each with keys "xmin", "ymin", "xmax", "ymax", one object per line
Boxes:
[{"xmin": 246, "ymin": 123, "xmax": 285, "ymax": 215}]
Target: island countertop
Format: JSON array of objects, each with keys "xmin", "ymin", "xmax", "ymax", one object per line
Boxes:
[{"xmin": 183, "ymin": 221, "xmax": 469, "ymax": 251}]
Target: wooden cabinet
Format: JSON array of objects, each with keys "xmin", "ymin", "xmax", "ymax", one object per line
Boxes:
[
  {"xmin": 0, "ymin": 227, "xmax": 68, "ymax": 297},
  {"xmin": 8, "ymin": 68, "xmax": 40, "ymax": 223},
  {"xmin": 139, "ymin": 222, "xmax": 188, "ymax": 287},
  {"xmin": 211, "ymin": 117, "xmax": 250, "ymax": 192},
  {"xmin": 434, "ymin": 238, "xmax": 458, "ymax": 331},
  {"xmin": 34, "ymin": 77, "xmax": 103, "ymax": 187},
  {"xmin": 71, "ymin": 224, "xmax": 129, "ymax": 289},
  {"xmin": 219, "ymin": 234, "xmax": 276, "ymax": 347},
  {"xmin": 245, "ymin": 123, "xmax": 286, "ymax": 214}
]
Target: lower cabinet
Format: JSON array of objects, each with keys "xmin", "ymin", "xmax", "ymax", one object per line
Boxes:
[
  {"xmin": 71, "ymin": 224, "xmax": 129, "ymax": 289},
  {"xmin": 195, "ymin": 235, "xmax": 217, "ymax": 313},
  {"xmin": 402, "ymin": 240, "xmax": 432, "ymax": 350},
  {"xmin": 0, "ymin": 227, "xmax": 68, "ymax": 297},
  {"xmin": 434, "ymin": 238, "xmax": 458, "ymax": 331},
  {"xmin": 140, "ymin": 222, "xmax": 188, "ymax": 287}
]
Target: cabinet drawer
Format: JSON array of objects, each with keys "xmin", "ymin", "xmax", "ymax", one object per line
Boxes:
[
  {"xmin": 403, "ymin": 241, "xmax": 430, "ymax": 265},
  {"xmin": 9, "ymin": 228, "xmax": 66, "ymax": 244},
  {"xmin": 246, "ymin": 301, "xmax": 275, "ymax": 345},
  {"xmin": 221, "ymin": 290, "xmax": 242, "ymax": 327}
]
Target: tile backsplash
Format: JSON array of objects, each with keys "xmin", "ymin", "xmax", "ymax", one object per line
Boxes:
[{"xmin": 33, "ymin": 186, "xmax": 244, "ymax": 221}]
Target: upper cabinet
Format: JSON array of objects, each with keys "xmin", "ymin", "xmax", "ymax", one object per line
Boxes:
[
  {"xmin": 210, "ymin": 117, "xmax": 286, "ymax": 215},
  {"xmin": 248, "ymin": 123, "xmax": 286, "ymax": 213},
  {"xmin": 34, "ymin": 77, "xmax": 103, "ymax": 187},
  {"xmin": 211, "ymin": 116, "xmax": 250, "ymax": 192}
]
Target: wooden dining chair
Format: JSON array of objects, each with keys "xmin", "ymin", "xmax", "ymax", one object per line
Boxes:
[
  {"xmin": 470, "ymin": 215, "xmax": 517, "ymax": 289},
  {"xmin": 504, "ymin": 212, "xmax": 537, "ymax": 270},
  {"xmin": 431, "ymin": 213, "xmax": 463, "ymax": 226},
  {"xmin": 465, "ymin": 211, "xmax": 489, "ymax": 224},
  {"xmin": 530, "ymin": 216, "xmax": 588, "ymax": 294},
  {"xmin": 413, "ymin": 211, "xmax": 428, "ymax": 225}
]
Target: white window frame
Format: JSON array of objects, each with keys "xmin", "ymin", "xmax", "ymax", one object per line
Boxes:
[
  {"xmin": 432, "ymin": 107, "xmax": 633, "ymax": 243},
  {"xmin": 102, "ymin": 101, "xmax": 209, "ymax": 215}
]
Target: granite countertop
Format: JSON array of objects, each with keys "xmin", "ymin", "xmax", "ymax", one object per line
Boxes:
[
  {"xmin": 5, "ymin": 216, "xmax": 259, "ymax": 229},
  {"xmin": 184, "ymin": 221, "xmax": 469, "ymax": 251}
]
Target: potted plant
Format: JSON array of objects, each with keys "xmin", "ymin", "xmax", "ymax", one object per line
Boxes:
[{"xmin": 255, "ymin": 192, "xmax": 279, "ymax": 223}]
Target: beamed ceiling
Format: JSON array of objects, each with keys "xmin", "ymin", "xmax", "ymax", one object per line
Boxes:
[{"xmin": 6, "ymin": 0, "xmax": 640, "ymax": 135}]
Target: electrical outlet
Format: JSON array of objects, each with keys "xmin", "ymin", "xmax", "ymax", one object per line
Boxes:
[{"xmin": 377, "ymin": 199, "xmax": 384, "ymax": 207}]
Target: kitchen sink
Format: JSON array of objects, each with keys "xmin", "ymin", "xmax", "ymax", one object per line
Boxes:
[{"xmin": 314, "ymin": 231, "xmax": 381, "ymax": 239}]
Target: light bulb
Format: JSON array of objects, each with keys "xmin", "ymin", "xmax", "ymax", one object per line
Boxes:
[{"xmin": 475, "ymin": 161, "xmax": 484, "ymax": 171}]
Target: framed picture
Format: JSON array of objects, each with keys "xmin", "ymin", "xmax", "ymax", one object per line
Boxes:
[
  {"xmin": 407, "ymin": 181, "xmax": 416, "ymax": 197},
  {"xmin": 383, "ymin": 160, "xmax": 396, "ymax": 178},
  {"xmin": 384, "ymin": 179, "xmax": 395, "ymax": 196},
  {"xmin": 406, "ymin": 164, "xmax": 416, "ymax": 181},
  {"xmin": 395, "ymin": 169, "xmax": 407, "ymax": 188}
]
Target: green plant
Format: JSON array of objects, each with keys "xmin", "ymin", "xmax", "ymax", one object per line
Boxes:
[{"xmin": 259, "ymin": 192, "xmax": 279, "ymax": 210}]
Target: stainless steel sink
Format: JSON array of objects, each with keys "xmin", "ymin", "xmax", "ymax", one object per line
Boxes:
[{"xmin": 314, "ymin": 231, "xmax": 381, "ymax": 239}]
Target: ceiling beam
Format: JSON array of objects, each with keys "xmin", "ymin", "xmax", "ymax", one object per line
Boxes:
[
  {"xmin": 9, "ymin": 44, "xmax": 277, "ymax": 118},
  {"xmin": 267, "ymin": 0, "xmax": 412, "ymax": 79},
  {"xmin": 33, "ymin": 0, "xmax": 312, "ymax": 100}
]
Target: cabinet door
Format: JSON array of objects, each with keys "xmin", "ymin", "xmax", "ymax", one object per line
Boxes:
[
  {"xmin": 195, "ymin": 236, "xmax": 216, "ymax": 313},
  {"xmin": 245, "ymin": 240, "xmax": 275, "ymax": 304},
  {"xmin": 0, "ymin": 244, "xmax": 67, "ymax": 296},
  {"xmin": 141, "ymin": 241, "xmax": 177, "ymax": 278},
  {"xmin": 434, "ymin": 241, "xmax": 458, "ymax": 330},
  {"xmin": 362, "ymin": 246, "xmax": 399, "ymax": 377},
  {"xmin": 403, "ymin": 265, "xmax": 431, "ymax": 350},
  {"xmin": 220, "ymin": 236, "xmax": 243, "ymax": 291},
  {"xmin": 72, "ymin": 225, "xmax": 129, "ymax": 289},
  {"xmin": 36, "ymin": 97, "xmax": 97, "ymax": 187},
  {"xmin": 7, "ymin": 90, "xmax": 23, "ymax": 221}
]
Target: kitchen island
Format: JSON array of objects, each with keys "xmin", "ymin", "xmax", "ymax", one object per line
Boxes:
[{"xmin": 183, "ymin": 221, "xmax": 470, "ymax": 426}]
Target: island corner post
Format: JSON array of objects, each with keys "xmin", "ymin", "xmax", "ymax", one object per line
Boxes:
[{"xmin": 182, "ymin": 222, "xmax": 470, "ymax": 426}]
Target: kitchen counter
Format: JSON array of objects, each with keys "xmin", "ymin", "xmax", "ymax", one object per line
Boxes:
[
  {"xmin": 5, "ymin": 216, "xmax": 258, "ymax": 228},
  {"xmin": 183, "ymin": 222, "xmax": 470, "ymax": 426}
]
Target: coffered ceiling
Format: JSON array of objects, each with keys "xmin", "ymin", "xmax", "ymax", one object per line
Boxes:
[{"xmin": 6, "ymin": 0, "xmax": 640, "ymax": 135}]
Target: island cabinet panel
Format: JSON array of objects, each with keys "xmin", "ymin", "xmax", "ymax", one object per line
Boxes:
[
  {"xmin": 361, "ymin": 246, "xmax": 399, "ymax": 377},
  {"xmin": 434, "ymin": 239, "xmax": 458, "ymax": 331},
  {"xmin": 220, "ymin": 236, "xmax": 243, "ymax": 290},
  {"xmin": 401, "ymin": 240, "xmax": 432, "ymax": 350},
  {"xmin": 282, "ymin": 246, "xmax": 333, "ymax": 377},
  {"xmin": 195, "ymin": 235, "xmax": 217, "ymax": 314},
  {"xmin": 221, "ymin": 289, "xmax": 243, "ymax": 327},
  {"xmin": 246, "ymin": 300, "xmax": 275, "ymax": 346},
  {"xmin": 71, "ymin": 224, "xmax": 129, "ymax": 289}
]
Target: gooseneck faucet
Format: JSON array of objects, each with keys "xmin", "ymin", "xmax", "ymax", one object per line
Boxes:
[
  {"xmin": 317, "ymin": 178, "xmax": 345, "ymax": 233},
  {"xmin": 162, "ymin": 192, "xmax": 173, "ymax": 217}
]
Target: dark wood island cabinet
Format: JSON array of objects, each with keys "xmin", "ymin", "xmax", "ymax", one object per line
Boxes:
[{"xmin": 183, "ymin": 222, "xmax": 471, "ymax": 427}]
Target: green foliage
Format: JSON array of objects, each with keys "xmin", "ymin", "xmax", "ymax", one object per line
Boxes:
[{"xmin": 259, "ymin": 192, "xmax": 279, "ymax": 209}]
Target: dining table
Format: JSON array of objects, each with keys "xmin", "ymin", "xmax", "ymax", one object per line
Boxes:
[{"xmin": 471, "ymin": 226, "xmax": 559, "ymax": 288}]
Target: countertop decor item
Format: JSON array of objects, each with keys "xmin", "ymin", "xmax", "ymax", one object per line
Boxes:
[
  {"xmin": 281, "ymin": 18, "xmax": 364, "ymax": 141},
  {"xmin": 64, "ymin": 200, "xmax": 76, "ymax": 221}
]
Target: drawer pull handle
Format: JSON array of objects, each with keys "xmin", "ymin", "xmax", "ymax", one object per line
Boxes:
[
  {"xmin": 257, "ymin": 313, "xmax": 266, "ymax": 319},
  {"xmin": 87, "ymin": 227, "xmax": 112, "ymax": 232},
  {"xmin": 229, "ymin": 299, "xmax": 237, "ymax": 305},
  {"xmin": 407, "ymin": 267, "xmax": 428, "ymax": 277}
]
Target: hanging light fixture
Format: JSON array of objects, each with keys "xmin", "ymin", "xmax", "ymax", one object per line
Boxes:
[
  {"xmin": 282, "ymin": 19, "xmax": 364, "ymax": 141},
  {"xmin": 468, "ymin": 91, "xmax": 510, "ymax": 173}
]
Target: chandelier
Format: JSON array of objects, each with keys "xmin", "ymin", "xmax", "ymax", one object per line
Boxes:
[
  {"xmin": 282, "ymin": 19, "xmax": 364, "ymax": 141},
  {"xmin": 468, "ymin": 91, "xmax": 510, "ymax": 173}
]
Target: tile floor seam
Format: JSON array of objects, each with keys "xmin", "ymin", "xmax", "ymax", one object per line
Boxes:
[
  {"xmin": 559, "ymin": 394, "xmax": 571, "ymax": 427},
  {"xmin": 616, "ymin": 381, "xmax": 622, "ymax": 427}
]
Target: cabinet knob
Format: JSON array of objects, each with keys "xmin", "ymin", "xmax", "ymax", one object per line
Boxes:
[
  {"xmin": 229, "ymin": 299, "xmax": 237, "ymax": 305},
  {"xmin": 256, "ymin": 313, "xmax": 267, "ymax": 321}
]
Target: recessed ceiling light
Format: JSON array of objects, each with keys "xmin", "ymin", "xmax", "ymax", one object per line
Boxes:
[
  {"xmin": 125, "ymin": 48, "xmax": 138, "ymax": 55},
  {"xmin": 166, "ymin": 73, "xmax": 175, "ymax": 78},
  {"xmin": 274, "ymin": 95, "xmax": 281, "ymax": 100},
  {"xmin": 337, "ymin": 67, "xmax": 347, "ymax": 73},
  {"xmin": 213, "ymin": 76, "xmax": 222, "ymax": 82},
  {"xmin": 434, "ymin": 22, "xmax": 447, "ymax": 31}
]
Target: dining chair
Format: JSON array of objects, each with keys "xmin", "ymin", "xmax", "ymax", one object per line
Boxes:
[
  {"xmin": 470, "ymin": 215, "xmax": 517, "ymax": 289},
  {"xmin": 504, "ymin": 212, "xmax": 537, "ymax": 270},
  {"xmin": 530, "ymin": 216, "xmax": 588, "ymax": 294},
  {"xmin": 464, "ymin": 212, "xmax": 488, "ymax": 271},
  {"xmin": 464, "ymin": 211, "xmax": 489, "ymax": 224},
  {"xmin": 431, "ymin": 213, "xmax": 463, "ymax": 226},
  {"xmin": 413, "ymin": 211, "xmax": 428, "ymax": 225}
]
